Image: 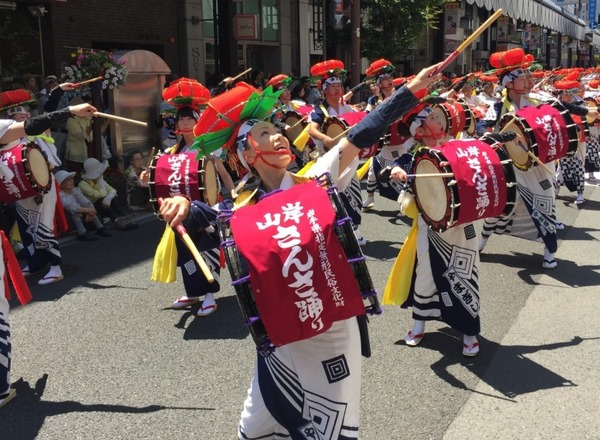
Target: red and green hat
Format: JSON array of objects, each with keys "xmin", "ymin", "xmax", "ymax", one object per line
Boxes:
[
  {"xmin": 0, "ymin": 89, "xmax": 36, "ymax": 114},
  {"xmin": 310, "ymin": 59, "xmax": 346, "ymax": 90},
  {"xmin": 162, "ymin": 77, "xmax": 210, "ymax": 110},
  {"xmin": 365, "ymin": 59, "xmax": 395, "ymax": 82},
  {"xmin": 265, "ymin": 74, "xmax": 292, "ymax": 91},
  {"xmin": 191, "ymin": 82, "xmax": 284, "ymax": 158}
]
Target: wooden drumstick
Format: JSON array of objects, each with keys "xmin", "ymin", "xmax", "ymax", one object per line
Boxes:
[
  {"xmin": 500, "ymin": 115, "xmax": 554, "ymax": 175},
  {"xmin": 288, "ymin": 114, "xmax": 309, "ymax": 130},
  {"xmin": 72, "ymin": 76, "xmax": 103, "ymax": 87},
  {"xmin": 223, "ymin": 67, "xmax": 252, "ymax": 85},
  {"xmin": 93, "ymin": 112, "xmax": 148, "ymax": 127},
  {"xmin": 330, "ymin": 127, "xmax": 352, "ymax": 143},
  {"xmin": 527, "ymin": 151, "xmax": 555, "ymax": 176},
  {"xmin": 408, "ymin": 172, "xmax": 454, "ymax": 179},
  {"xmin": 433, "ymin": 9, "xmax": 503, "ymax": 74},
  {"xmin": 146, "ymin": 147, "xmax": 156, "ymax": 168},
  {"xmin": 158, "ymin": 198, "xmax": 215, "ymax": 283}
]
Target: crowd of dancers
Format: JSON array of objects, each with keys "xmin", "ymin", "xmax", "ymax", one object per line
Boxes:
[{"xmin": 1, "ymin": 46, "xmax": 598, "ymax": 439}]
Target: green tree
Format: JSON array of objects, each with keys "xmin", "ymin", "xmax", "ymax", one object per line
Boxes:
[
  {"xmin": 0, "ymin": 11, "xmax": 39, "ymax": 80},
  {"xmin": 360, "ymin": 0, "xmax": 447, "ymax": 61}
]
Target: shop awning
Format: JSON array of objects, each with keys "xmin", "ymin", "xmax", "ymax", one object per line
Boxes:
[{"xmin": 466, "ymin": 0, "xmax": 585, "ymax": 40}]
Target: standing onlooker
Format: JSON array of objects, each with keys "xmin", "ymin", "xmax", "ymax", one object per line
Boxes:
[
  {"xmin": 251, "ymin": 70, "xmax": 265, "ymax": 90},
  {"xmin": 291, "ymin": 76, "xmax": 310, "ymax": 101},
  {"xmin": 38, "ymin": 76, "xmax": 72, "ymax": 161},
  {"xmin": 154, "ymin": 101, "xmax": 177, "ymax": 152},
  {"xmin": 65, "ymin": 97, "xmax": 93, "ymax": 173}
]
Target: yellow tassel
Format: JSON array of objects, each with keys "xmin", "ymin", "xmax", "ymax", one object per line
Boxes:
[
  {"xmin": 293, "ymin": 124, "xmax": 311, "ymax": 151},
  {"xmin": 382, "ymin": 193, "xmax": 419, "ymax": 305},
  {"xmin": 151, "ymin": 225, "xmax": 178, "ymax": 283},
  {"xmin": 297, "ymin": 160, "xmax": 315, "ymax": 176},
  {"xmin": 356, "ymin": 157, "xmax": 372, "ymax": 180}
]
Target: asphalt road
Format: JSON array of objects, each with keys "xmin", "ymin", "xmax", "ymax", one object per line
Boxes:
[{"xmin": 1, "ymin": 180, "xmax": 598, "ymax": 440}]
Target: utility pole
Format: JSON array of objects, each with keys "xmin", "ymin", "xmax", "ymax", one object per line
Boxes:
[{"xmin": 351, "ymin": 0, "xmax": 361, "ymax": 102}]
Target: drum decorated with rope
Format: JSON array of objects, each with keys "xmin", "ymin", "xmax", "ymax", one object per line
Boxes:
[
  {"xmin": 0, "ymin": 142, "xmax": 51, "ymax": 203},
  {"xmin": 500, "ymin": 102, "xmax": 578, "ymax": 171},
  {"xmin": 148, "ymin": 152, "xmax": 219, "ymax": 215},
  {"xmin": 411, "ymin": 138, "xmax": 517, "ymax": 231}
]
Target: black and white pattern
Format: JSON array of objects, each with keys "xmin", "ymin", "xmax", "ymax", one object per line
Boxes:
[
  {"xmin": 16, "ymin": 180, "xmax": 62, "ymax": 271},
  {"xmin": 482, "ymin": 165, "xmax": 558, "ymax": 254},
  {"xmin": 557, "ymin": 156, "xmax": 584, "ymax": 193},
  {"xmin": 556, "ymin": 141, "xmax": 585, "ymax": 194},
  {"xmin": 0, "ymin": 261, "xmax": 11, "ymax": 398},
  {"xmin": 403, "ymin": 215, "xmax": 480, "ymax": 336},
  {"xmin": 322, "ymin": 355, "xmax": 350, "ymax": 384},
  {"xmin": 238, "ymin": 319, "xmax": 361, "ymax": 439},
  {"xmin": 585, "ymin": 131, "xmax": 600, "ymax": 172}
]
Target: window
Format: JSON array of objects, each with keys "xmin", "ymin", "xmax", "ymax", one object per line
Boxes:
[{"xmin": 236, "ymin": 0, "xmax": 279, "ymax": 43}]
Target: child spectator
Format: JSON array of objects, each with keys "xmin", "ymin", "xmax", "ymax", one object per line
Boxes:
[
  {"xmin": 124, "ymin": 149, "xmax": 150, "ymax": 211},
  {"xmin": 56, "ymin": 170, "xmax": 112, "ymax": 241},
  {"xmin": 78, "ymin": 158, "xmax": 138, "ymax": 231}
]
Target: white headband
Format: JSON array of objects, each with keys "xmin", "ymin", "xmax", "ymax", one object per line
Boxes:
[
  {"xmin": 502, "ymin": 69, "xmax": 527, "ymax": 86},
  {"xmin": 409, "ymin": 107, "xmax": 433, "ymax": 136},
  {"xmin": 322, "ymin": 77, "xmax": 342, "ymax": 91},
  {"xmin": 7, "ymin": 106, "xmax": 30, "ymax": 116},
  {"xmin": 235, "ymin": 119, "xmax": 261, "ymax": 171},
  {"xmin": 377, "ymin": 73, "xmax": 392, "ymax": 84}
]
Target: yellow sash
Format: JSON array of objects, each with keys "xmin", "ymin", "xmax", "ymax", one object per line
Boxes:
[
  {"xmin": 382, "ymin": 193, "xmax": 419, "ymax": 305},
  {"xmin": 151, "ymin": 225, "xmax": 178, "ymax": 283}
]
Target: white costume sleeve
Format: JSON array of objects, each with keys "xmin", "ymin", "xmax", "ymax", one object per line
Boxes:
[{"xmin": 305, "ymin": 144, "xmax": 359, "ymax": 192}]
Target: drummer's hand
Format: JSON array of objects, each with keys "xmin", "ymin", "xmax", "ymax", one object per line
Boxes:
[
  {"xmin": 222, "ymin": 77, "xmax": 235, "ymax": 85},
  {"xmin": 407, "ymin": 63, "xmax": 444, "ymax": 94},
  {"xmin": 389, "ymin": 166, "xmax": 408, "ymax": 182},
  {"xmin": 323, "ymin": 135, "xmax": 337, "ymax": 150},
  {"xmin": 139, "ymin": 169, "xmax": 150, "ymax": 184},
  {"xmin": 69, "ymin": 103, "xmax": 97, "ymax": 118},
  {"xmin": 59, "ymin": 82, "xmax": 77, "ymax": 91},
  {"xmin": 159, "ymin": 196, "xmax": 190, "ymax": 228}
]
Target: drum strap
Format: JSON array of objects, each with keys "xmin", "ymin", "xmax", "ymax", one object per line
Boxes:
[
  {"xmin": 319, "ymin": 104, "xmax": 331, "ymax": 119},
  {"xmin": 356, "ymin": 315, "xmax": 371, "ymax": 358}
]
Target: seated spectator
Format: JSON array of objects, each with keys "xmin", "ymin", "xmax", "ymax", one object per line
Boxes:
[
  {"xmin": 124, "ymin": 149, "xmax": 150, "ymax": 210},
  {"xmin": 56, "ymin": 170, "xmax": 112, "ymax": 241},
  {"xmin": 78, "ymin": 158, "xmax": 138, "ymax": 231}
]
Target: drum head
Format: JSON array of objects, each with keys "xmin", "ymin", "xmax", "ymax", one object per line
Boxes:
[
  {"xmin": 26, "ymin": 146, "xmax": 51, "ymax": 190},
  {"xmin": 463, "ymin": 106, "xmax": 476, "ymax": 136},
  {"xmin": 323, "ymin": 118, "xmax": 347, "ymax": 143},
  {"xmin": 414, "ymin": 159, "xmax": 448, "ymax": 223},
  {"xmin": 500, "ymin": 118, "xmax": 533, "ymax": 171},
  {"xmin": 431, "ymin": 105, "xmax": 449, "ymax": 134},
  {"xmin": 585, "ymin": 99, "xmax": 599, "ymax": 125},
  {"xmin": 202, "ymin": 158, "xmax": 219, "ymax": 206}
]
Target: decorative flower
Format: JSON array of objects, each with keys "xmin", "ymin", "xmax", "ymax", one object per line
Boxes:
[{"xmin": 63, "ymin": 49, "xmax": 128, "ymax": 90}]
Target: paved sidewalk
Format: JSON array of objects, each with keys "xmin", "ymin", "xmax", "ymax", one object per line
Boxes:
[{"xmin": 444, "ymin": 182, "xmax": 600, "ymax": 440}]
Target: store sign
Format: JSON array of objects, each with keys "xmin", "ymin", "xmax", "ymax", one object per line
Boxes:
[
  {"xmin": 234, "ymin": 15, "xmax": 258, "ymax": 40},
  {"xmin": 497, "ymin": 16, "xmax": 509, "ymax": 43},
  {"xmin": 445, "ymin": 2, "xmax": 460, "ymax": 36}
]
